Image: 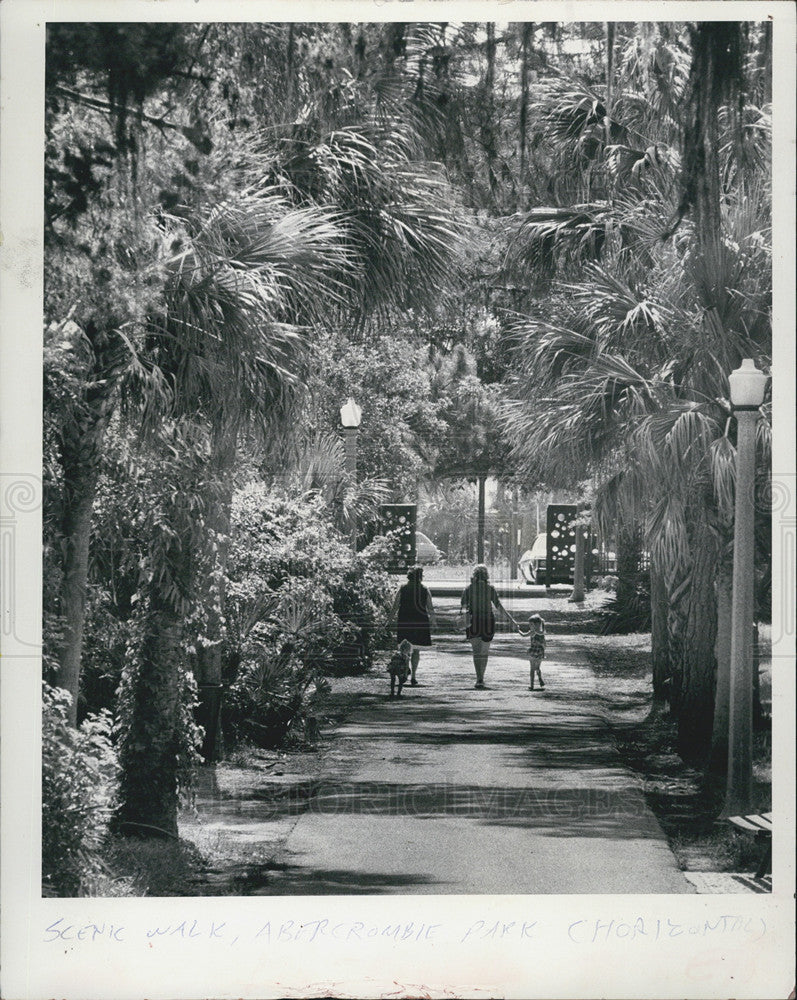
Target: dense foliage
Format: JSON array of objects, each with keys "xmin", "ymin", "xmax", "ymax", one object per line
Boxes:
[
  {"xmin": 500, "ymin": 21, "xmax": 772, "ymax": 761},
  {"xmin": 42, "ymin": 684, "xmax": 119, "ymax": 895},
  {"xmin": 223, "ymin": 486, "xmax": 394, "ymax": 746},
  {"xmin": 41, "ymin": 20, "xmax": 774, "ymax": 866}
]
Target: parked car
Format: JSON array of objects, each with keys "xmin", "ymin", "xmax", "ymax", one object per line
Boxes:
[
  {"xmin": 520, "ymin": 535, "xmax": 621, "ymax": 584},
  {"xmin": 518, "ymin": 534, "xmax": 548, "ymax": 584},
  {"xmin": 415, "ymin": 531, "xmax": 446, "ymax": 565}
]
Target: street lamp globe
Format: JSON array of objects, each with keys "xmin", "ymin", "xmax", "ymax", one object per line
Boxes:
[
  {"xmin": 729, "ymin": 359, "xmax": 768, "ymax": 410},
  {"xmin": 340, "ymin": 398, "xmax": 362, "ymax": 428}
]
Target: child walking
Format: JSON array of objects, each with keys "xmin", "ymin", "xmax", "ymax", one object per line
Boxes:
[
  {"xmin": 387, "ymin": 639, "xmax": 413, "ymax": 697},
  {"xmin": 522, "ymin": 614, "xmax": 546, "ymax": 691}
]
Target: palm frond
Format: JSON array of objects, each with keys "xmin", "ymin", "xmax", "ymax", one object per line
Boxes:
[
  {"xmin": 272, "ymin": 120, "xmax": 465, "ymax": 325},
  {"xmin": 154, "ymin": 188, "xmax": 355, "ymax": 437},
  {"xmin": 647, "ymin": 494, "xmax": 691, "ymax": 582},
  {"xmin": 565, "ymin": 262, "xmax": 670, "ymax": 352},
  {"xmin": 663, "ymin": 406, "xmax": 720, "ymax": 466},
  {"xmin": 710, "ymin": 434, "xmax": 737, "ymax": 523},
  {"xmin": 507, "ymin": 320, "xmax": 598, "ymax": 383},
  {"xmin": 503, "ymin": 203, "xmax": 611, "ymax": 282}
]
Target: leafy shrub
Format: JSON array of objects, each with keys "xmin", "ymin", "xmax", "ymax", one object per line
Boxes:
[
  {"xmin": 326, "ymin": 556, "xmax": 395, "ymax": 673},
  {"xmin": 42, "ymin": 683, "xmax": 119, "ymax": 896},
  {"xmin": 223, "ymin": 579, "xmax": 337, "ymax": 746},
  {"xmin": 227, "ymin": 485, "xmax": 393, "ymax": 673},
  {"xmin": 223, "ymin": 639, "xmax": 331, "ymax": 748},
  {"xmin": 222, "ymin": 485, "xmax": 393, "ymax": 747},
  {"xmin": 77, "ymin": 587, "xmax": 131, "ymax": 719}
]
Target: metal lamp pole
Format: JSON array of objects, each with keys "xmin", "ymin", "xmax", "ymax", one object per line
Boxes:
[
  {"xmin": 724, "ymin": 359, "xmax": 768, "ymax": 816},
  {"xmin": 340, "ymin": 398, "xmax": 362, "ymax": 552}
]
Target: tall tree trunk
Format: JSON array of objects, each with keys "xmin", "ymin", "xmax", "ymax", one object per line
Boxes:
[
  {"xmin": 604, "ymin": 22, "xmax": 616, "ymax": 150},
  {"xmin": 665, "ymin": 558, "xmax": 690, "ymax": 719},
  {"xmin": 694, "ymin": 82, "xmax": 722, "ymax": 257},
  {"xmin": 677, "ymin": 515, "xmax": 720, "ymax": 764},
  {"xmin": 615, "ymin": 522, "xmax": 641, "ymax": 613},
  {"xmin": 114, "ymin": 586, "xmax": 184, "ymax": 839},
  {"xmin": 55, "ymin": 461, "xmax": 100, "ymax": 726},
  {"xmin": 194, "ymin": 490, "xmax": 233, "ymax": 762},
  {"xmin": 519, "ymin": 23, "xmax": 533, "ymax": 202},
  {"xmin": 195, "ymin": 431, "xmax": 236, "ymax": 687},
  {"xmin": 481, "ymin": 23, "xmax": 498, "ymax": 209},
  {"xmin": 709, "ymin": 555, "xmax": 733, "ymax": 774},
  {"xmin": 193, "ymin": 429, "xmax": 238, "ymax": 760},
  {"xmin": 756, "ymin": 21, "xmax": 772, "ymax": 103},
  {"xmin": 674, "ymin": 24, "xmax": 742, "ymax": 247},
  {"xmin": 195, "ymin": 491, "xmax": 232, "ymax": 689},
  {"xmin": 569, "ymin": 523, "xmax": 586, "ymax": 602},
  {"xmin": 54, "ymin": 322, "xmax": 125, "ymax": 724},
  {"xmin": 114, "ymin": 440, "xmax": 207, "ymax": 839},
  {"xmin": 285, "ymin": 24, "xmax": 296, "ymax": 121},
  {"xmin": 649, "ymin": 561, "xmax": 670, "ymax": 712},
  {"xmin": 477, "ymin": 474, "xmax": 486, "ymax": 563},
  {"xmin": 193, "ymin": 492, "xmax": 230, "ymax": 764}
]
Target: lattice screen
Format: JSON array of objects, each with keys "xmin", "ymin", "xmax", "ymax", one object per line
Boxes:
[
  {"xmin": 380, "ymin": 504, "xmax": 417, "ymax": 572},
  {"xmin": 545, "ymin": 504, "xmax": 578, "ymax": 584}
]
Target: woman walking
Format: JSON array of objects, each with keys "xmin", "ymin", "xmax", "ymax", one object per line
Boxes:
[
  {"xmin": 460, "ymin": 564, "xmax": 516, "ymax": 689},
  {"xmin": 392, "ymin": 566, "xmax": 435, "ymax": 686}
]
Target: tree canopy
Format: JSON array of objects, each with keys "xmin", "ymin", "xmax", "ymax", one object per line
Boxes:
[{"xmin": 41, "ymin": 19, "xmax": 773, "ymax": 849}]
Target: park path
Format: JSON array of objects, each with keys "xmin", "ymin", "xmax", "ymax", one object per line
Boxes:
[{"xmin": 182, "ymin": 617, "xmax": 692, "ymax": 895}]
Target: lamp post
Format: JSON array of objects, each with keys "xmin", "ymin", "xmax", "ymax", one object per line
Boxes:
[
  {"xmin": 340, "ymin": 397, "xmax": 362, "ymax": 551},
  {"xmin": 724, "ymin": 359, "xmax": 768, "ymax": 816},
  {"xmin": 476, "ymin": 474, "xmax": 486, "ymax": 564}
]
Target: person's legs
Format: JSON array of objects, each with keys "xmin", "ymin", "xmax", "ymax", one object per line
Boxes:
[
  {"xmin": 529, "ymin": 657, "xmax": 540, "ymax": 689},
  {"xmin": 470, "ymin": 637, "xmax": 489, "ymax": 686},
  {"xmin": 470, "ymin": 636, "xmax": 481, "ymax": 684},
  {"xmin": 410, "ymin": 647, "xmax": 420, "ymax": 685},
  {"xmin": 477, "ymin": 645, "xmax": 489, "ymax": 685},
  {"xmin": 469, "ymin": 638, "xmax": 481, "ymax": 684}
]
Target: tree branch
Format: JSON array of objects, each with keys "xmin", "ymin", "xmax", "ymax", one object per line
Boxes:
[
  {"xmin": 53, "ymin": 85, "xmax": 182, "ymax": 134},
  {"xmin": 52, "ymin": 86, "xmax": 212, "ymax": 151}
]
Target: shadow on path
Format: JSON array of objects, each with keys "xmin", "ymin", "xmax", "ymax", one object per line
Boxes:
[
  {"xmin": 203, "ymin": 777, "xmax": 656, "ymax": 833},
  {"xmin": 234, "ymin": 862, "xmax": 443, "ymax": 895},
  {"xmin": 184, "ymin": 626, "xmax": 691, "ymax": 895}
]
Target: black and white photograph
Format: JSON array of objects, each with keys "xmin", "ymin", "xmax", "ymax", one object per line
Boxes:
[{"xmin": 1, "ymin": 2, "xmax": 794, "ymax": 998}]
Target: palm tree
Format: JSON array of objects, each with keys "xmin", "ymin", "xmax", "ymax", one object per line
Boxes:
[
  {"xmin": 111, "ymin": 124, "xmax": 465, "ymax": 830},
  {"xmin": 46, "ymin": 317, "xmax": 132, "ymax": 725},
  {"xmin": 290, "ymin": 429, "xmax": 390, "ymax": 539},
  {"xmin": 47, "ymin": 184, "xmax": 351, "ymax": 714},
  {"xmin": 112, "ymin": 190, "xmax": 357, "ymax": 835},
  {"xmin": 113, "ymin": 124, "xmax": 465, "ymax": 836},
  {"xmin": 500, "ymin": 21, "xmax": 771, "ymax": 765},
  {"xmin": 504, "ymin": 208, "xmax": 770, "ymax": 760}
]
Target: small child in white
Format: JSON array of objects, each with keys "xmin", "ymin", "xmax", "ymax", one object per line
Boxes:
[
  {"xmin": 387, "ymin": 639, "xmax": 413, "ymax": 697},
  {"xmin": 523, "ymin": 614, "xmax": 546, "ymax": 691}
]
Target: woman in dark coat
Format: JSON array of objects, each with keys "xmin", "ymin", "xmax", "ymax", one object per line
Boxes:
[
  {"xmin": 460, "ymin": 564, "xmax": 516, "ymax": 688},
  {"xmin": 392, "ymin": 566, "xmax": 435, "ymax": 686}
]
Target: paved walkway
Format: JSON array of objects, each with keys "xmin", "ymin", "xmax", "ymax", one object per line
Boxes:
[{"xmin": 183, "ymin": 626, "xmax": 692, "ymax": 895}]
